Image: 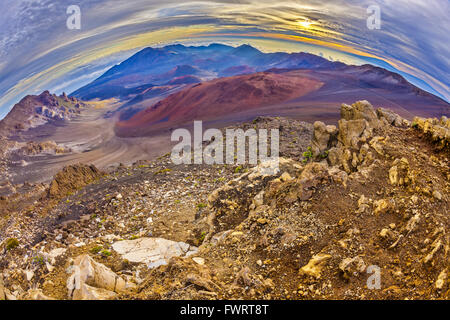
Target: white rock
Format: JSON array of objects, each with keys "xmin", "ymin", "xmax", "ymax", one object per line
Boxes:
[
  {"xmin": 24, "ymin": 270, "xmax": 34, "ymax": 282},
  {"xmin": 67, "ymin": 254, "xmax": 127, "ymax": 300},
  {"xmin": 111, "ymin": 237, "xmax": 198, "ymax": 268},
  {"xmin": 46, "ymin": 262, "xmax": 54, "ymax": 272},
  {"xmin": 193, "ymin": 257, "xmax": 205, "ymax": 265},
  {"xmin": 48, "ymin": 248, "xmax": 67, "ymax": 265},
  {"xmin": 102, "ymin": 234, "xmax": 121, "ymax": 242},
  {"xmin": 72, "ymin": 283, "xmax": 117, "ymax": 300}
]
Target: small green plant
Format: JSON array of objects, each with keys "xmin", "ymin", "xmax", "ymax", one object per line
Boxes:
[
  {"xmin": 234, "ymin": 165, "xmax": 243, "ymax": 173},
  {"xmin": 196, "ymin": 203, "xmax": 207, "ymax": 209},
  {"xmin": 6, "ymin": 238, "xmax": 19, "ymax": 251},
  {"xmin": 90, "ymin": 246, "xmax": 102, "ymax": 254},
  {"xmin": 320, "ymin": 150, "xmax": 329, "ymax": 159},
  {"xmin": 199, "ymin": 231, "xmax": 207, "ymax": 243},
  {"xmin": 302, "ymin": 147, "xmax": 313, "ymax": 163},
  {"xmin": 101, "ymin": 249, "xmax": 112, "ymax": 257},
  {"xmin": 154, "ymin": 168, "xmax": 172, "ymax": 175},
  {"xmin": 411, "ymin": 122, "xmax": 418, "ymax": 128},
  {"xmin": 33, "ymin": 255, "xmax": 45, "ymax": 265}
]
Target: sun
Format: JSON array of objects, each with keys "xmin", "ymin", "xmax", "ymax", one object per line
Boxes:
[{"xmin": 299, "ymin": 20, "xmax": 313, "ymax": 28}]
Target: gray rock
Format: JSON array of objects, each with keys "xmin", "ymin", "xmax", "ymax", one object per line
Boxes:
[
  {"xmin": 311, "ymin": 121, "xmax": 337, "ymax": 157},
  {"xmin": 341, "ymin": 100, "xmax": 380, "ymax": 128},
  {"xmin": 338, "ymin": 118, "xmax": 372, "ymax": 149},
  {"xmin": 377, "ymin": 108, "xmax": 404, "ymax": 126}
]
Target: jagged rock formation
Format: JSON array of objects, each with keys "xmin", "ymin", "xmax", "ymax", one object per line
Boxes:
[
  {"xmin": 412, "ymin": 116, "xmax": 449, "ymax": 150},
  {"xmin": 0, "ymin": 91, "xmax": 88, "ymax": 137},
  {"xmin": 47, "ymin": 164, "xmax": 103, "ymax": 198},
  {"xmin": 18, "ymin": 141, "xmax": 71, "ymax": 156}
]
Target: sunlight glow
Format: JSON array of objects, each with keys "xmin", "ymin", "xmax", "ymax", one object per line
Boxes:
[{"xmin": 299, "ymin": 20, "xmax": 313, "ymax": 28}]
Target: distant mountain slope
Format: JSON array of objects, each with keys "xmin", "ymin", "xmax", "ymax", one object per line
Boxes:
[
  {"xmin": 71, "ymin": 43, "xmax": 344, "ymax": 101},
  {"xmin": 0, "ymin": 91, "xmax": 88, "ymax": 138},
  {"xmin": 115, "ymin": 66, "xmax": 450, "ymax": 137},
  {"xmin": 115, "ymin": 71, "xmax": 323, "ymax": 136}
]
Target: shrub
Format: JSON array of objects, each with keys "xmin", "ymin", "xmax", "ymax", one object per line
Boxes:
[
  {"xmin": 101, "ymin": 249, "xmax": 112, "ymax": 257},
  {"xmin": 6, "ymin": 238, "xmax": 19, "ymax": 251},
  {"xmin": 90, "ymin": 246, "xmax": 102, "ymax": 254},
  {"xmin": 302, "ymin": 147, "xmax": 313, "ymax": 163},
  {"xmin": 199, "ymin": 231, "xmax": 207, "ymax": 243},
  {"xmin": 196, "ymin": 203, "xmax": 207, "ymax": 209}
]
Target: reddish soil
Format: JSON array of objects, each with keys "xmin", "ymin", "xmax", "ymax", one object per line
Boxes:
[{"xmin": 115, "ymin": 72, "xmax": 323, "ymax": 136}]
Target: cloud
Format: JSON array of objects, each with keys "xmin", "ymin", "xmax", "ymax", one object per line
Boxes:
[{"xmin": 0, "ymin": 0, "xmax": 448, "ymax": 118}]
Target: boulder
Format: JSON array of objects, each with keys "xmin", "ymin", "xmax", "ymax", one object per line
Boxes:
[
  {"xmin": 376, "ymin": 108, "xmax": 406, "ymax": 127},
  {"xmin": 340, "ymin": 100, "xmax": 380, "ymax": 128},
  {"xmin": 338, "ymin": 118, "xmax": 372, "ymax": 149},
  {"xmin": 67, "ymin": 254, "xmax": 127, "ymax": 300},
  {"xmin": 311, "ymin": 121, "xmax": 337, "ymax": 157},
  {"xmin": 208, "ymin": 157, "xmax": 301, "ymax": 233}
]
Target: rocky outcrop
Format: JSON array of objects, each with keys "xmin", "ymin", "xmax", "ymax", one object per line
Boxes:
[
  {"xmin": 311, "ymin": 121, "xmax": 337, "ymax": 157},
  {"xmin": 18, "ymin": 141, "xmax": 71, "ymax": 156},
  {"xmin": 377, "ymin": 108, "xmax": 410, "ymax": 127},
  {"xmin": 47, "ymin": 164, "xmax": 103, "ymax": 198},
  {"xmin": 0, "ymin": 91, "xmax": 87, "ymax": 137},
  {"xmin": 340, "ymin": 100, "xmax": 381, "ymax": 128},
  {"xmin": 412, "ymin": 116, "xmax": 449, "ymax": 149},
  {"xmin": 315, "ymin": 100, "xmax": 409, "ymax": 173}
]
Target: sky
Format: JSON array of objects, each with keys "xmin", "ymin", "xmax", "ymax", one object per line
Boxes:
[{"xmin": 0, "ymin": 0, "xmax": 449, "ymax": 119}]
